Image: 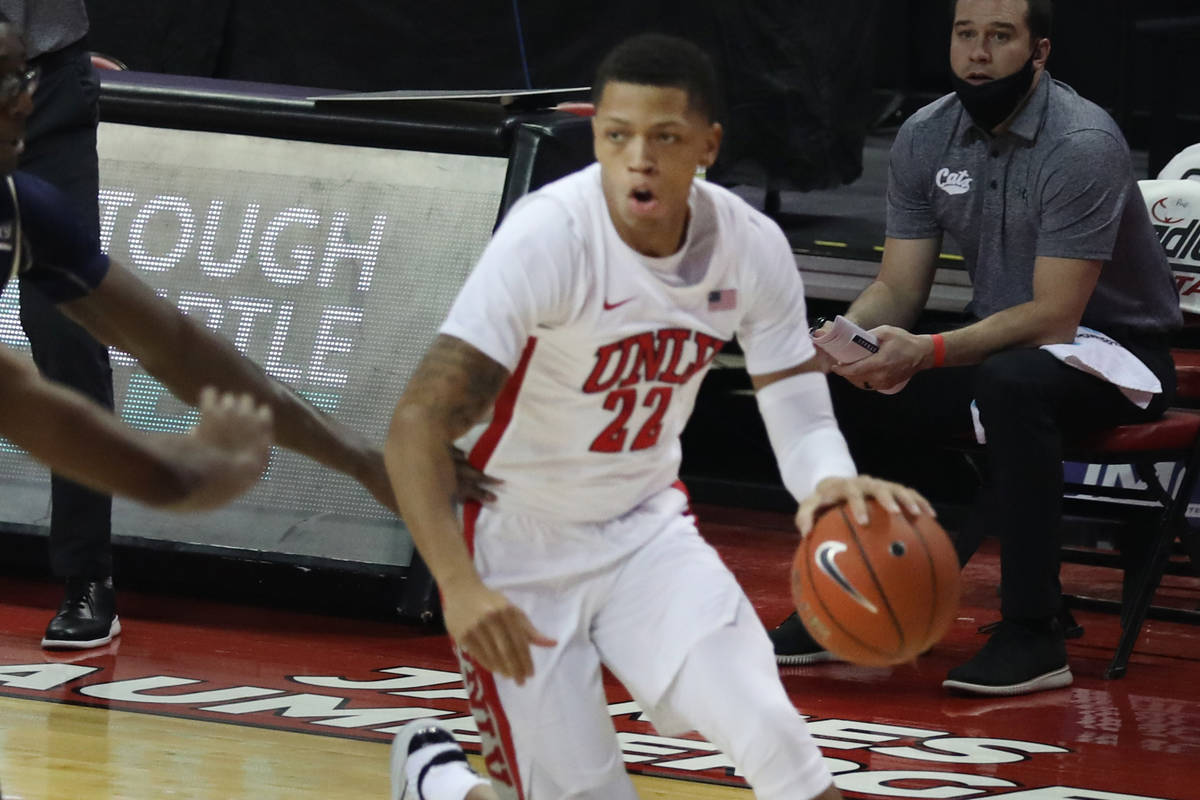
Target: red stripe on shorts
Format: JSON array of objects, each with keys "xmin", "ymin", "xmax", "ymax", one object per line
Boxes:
[
  {"xmin": 455, "ymin": 340, "xmax": 536, "ymax": 797},
  {"xmin": 458, "ymin": 647, "xmax": 526, "ymax": 800}
]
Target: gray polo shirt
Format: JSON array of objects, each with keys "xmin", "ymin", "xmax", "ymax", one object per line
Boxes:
[
  {"xmin": 0, "ymin": 0, "xmax": 88, "ymax": 58},
  {"xmin": 887, "ymin": 73, "xmax": 1181, "ymax": 335}
]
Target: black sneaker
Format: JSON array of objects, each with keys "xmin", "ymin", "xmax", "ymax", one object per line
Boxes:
[
  {"xmin": 769, "ymin": 611, "xmax": 836, "ymax": 666},
  {"xmin": 41, "ymin": 577, "xmax": 121, "ymax": 650},
  {"xmin": 943, "ymin": 619, "xmax": 1072, "ymax": 696}
]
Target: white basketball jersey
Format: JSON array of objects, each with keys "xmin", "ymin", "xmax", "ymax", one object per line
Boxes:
[{"xmin": 441, "ymin": 163, "xmax": 814, "ymax": 522}]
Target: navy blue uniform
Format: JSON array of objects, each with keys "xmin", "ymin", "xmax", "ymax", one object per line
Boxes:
[{"xmin": 0, "ymin": 171, "xmax": 109, "ymax": 301}]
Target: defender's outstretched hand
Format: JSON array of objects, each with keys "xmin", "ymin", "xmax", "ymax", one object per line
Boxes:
[
  {"xmin": 164, "ymin": 387, "xmax": 273, "ymax": 511},
  {"xmin": 796, "ymin": 474, "xmax": 935, "ymax": 537}
]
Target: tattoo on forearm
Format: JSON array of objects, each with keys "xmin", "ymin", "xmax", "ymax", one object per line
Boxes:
[{"xmin": 409, "ymin": 335, "xmax": 509, "ymax": 435}]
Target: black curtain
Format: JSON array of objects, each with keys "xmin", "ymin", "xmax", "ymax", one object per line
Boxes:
[
  {"xmin": 85, "ymin": 0, "xmax": 882, "ymax": 191},
  {"xmin": 86, "ymin": 0, "xmax": 232, "ymax": 75}
]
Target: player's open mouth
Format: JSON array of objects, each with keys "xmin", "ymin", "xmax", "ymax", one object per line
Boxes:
[
  {"xmin": 629, "ymin": 187, "xmax": 659, "ymax": 215},
  {"xmin": 965, "ymin": 72, "xmax": 992, "ymax": 84}
]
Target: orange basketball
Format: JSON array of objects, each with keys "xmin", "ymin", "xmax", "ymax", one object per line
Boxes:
[{"xmin": 790, "ymin": 499, "xmax": 960, "ymax": 666}]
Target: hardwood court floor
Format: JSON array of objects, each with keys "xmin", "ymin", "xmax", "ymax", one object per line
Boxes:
[{"xmin": 1, "ymin": 506, "xmax": 1198, "ymax": 800}]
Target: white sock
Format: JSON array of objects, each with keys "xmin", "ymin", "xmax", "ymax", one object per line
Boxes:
[
  {"xmin": 406, "ymin": 742, "xmax": 489, "ymax": 800},
  {"xmin": 418, "ymin": 761, "xmax": 490, "ymax": 800}
]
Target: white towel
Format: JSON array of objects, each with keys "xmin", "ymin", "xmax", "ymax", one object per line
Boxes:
[
  {"xmin": 1041, "ymin": 327, "xmax": 1160, "ymax": 409},
  {"xmin": 971, "ymin": 326, "xmax": 1161, "ymax": 443}
]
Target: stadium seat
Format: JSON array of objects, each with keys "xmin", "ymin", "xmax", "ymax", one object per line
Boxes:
[
  {"xmin": 1055, "ymin": 397, "xmax": 1200, "ymax": 679},
  {"xmin": 1049, "ymin": 182, "xmax": 1200, "ymax": 678}
]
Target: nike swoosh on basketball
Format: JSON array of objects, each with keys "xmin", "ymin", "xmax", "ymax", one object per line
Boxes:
[
  {"xmin": 815, "ymin": 540, "xmax": 878, "ymax": 613},
  {"xmin": 603, "ymin": 297, "xmax": 634, "ymax": 311}
]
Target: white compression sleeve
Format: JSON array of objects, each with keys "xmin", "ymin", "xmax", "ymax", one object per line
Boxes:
[{"xmin": 755, "ymin": 371, "xmax": 857, "ymax": 503}]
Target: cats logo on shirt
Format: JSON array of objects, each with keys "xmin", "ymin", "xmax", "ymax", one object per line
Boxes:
[{"xmin": 935, "ymin": 168, "xmax": 973, "ymax": 196}]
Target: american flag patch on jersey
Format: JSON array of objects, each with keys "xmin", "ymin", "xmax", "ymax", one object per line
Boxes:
[{"xmin": 708, "ymin": 289, "xmax": 737, "ymax": 311}]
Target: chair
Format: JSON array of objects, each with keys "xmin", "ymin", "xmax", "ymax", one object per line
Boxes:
[
  {"xmin": 956, "ymin": 361, "xmax": 1200, "ymax": 680},
  {"xmin": 1056, "ymin": 395, "xmax": 1200, "ymax": 678},
  {"xmin": 1048, "ymin": 183, "xmax": 1200, "ymax": 678}
]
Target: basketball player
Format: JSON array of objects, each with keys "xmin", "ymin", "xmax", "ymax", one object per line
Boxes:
[
  {"xmin": 385, "ymin": 33, "xmax": 933, "ymax": 800},
  {"xmin": 0, "ymin": 22, "xmax": 402, "ymax": 638}
]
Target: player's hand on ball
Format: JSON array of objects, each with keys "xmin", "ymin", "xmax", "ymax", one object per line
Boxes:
[
  {"xmin": 796, "ymin": 475, "xmax": 935, "ymax": 537},
  {"xmin": 444, "ymin": 581, "xmax": 556, "ymax": 685}
]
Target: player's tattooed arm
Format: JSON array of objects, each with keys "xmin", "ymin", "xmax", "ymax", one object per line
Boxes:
[
  {"xmin": 408, "ymin": 335, "xmax": 509, "ymax": 438},
  {"xmin": 398, "ymin": 335, "xmax": 506, "ymax": 505},
  {"xmin": 386, "ymin": 333, "xmax": 509, "ymax": 524},
  {"xmin": 385, "ymin": 335, "xmax": 555, "ymax": 684}
]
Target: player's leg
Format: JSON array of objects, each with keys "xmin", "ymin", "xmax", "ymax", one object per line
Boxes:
[
  {"xmin": 946, "ymin": 344, "xmax": 1174, "ymax": 695},
  {"xmin": 659, "ymin": 597, "xmax": 840, "ymax": 800},
  {"xmin": 388, "ymin": 619, "xmax": 633, "ymax": 800},
  {"xmin": 455, "ymin": 641, "xmax": 637, "ymax": 800},
  {"xmin": 23, "ymin": 279, "xmax": 118, "ymax": 650},
  {"xmin": 593, "ymin": 491, "xmax": 836, "ymax": 799},
  {"xmin": 19, "ymin": 45, "xmax": 117, "ymax": 650},
  {"xmin": 455, "ymin": 507, "xmax": 641, "ymax": 800}
]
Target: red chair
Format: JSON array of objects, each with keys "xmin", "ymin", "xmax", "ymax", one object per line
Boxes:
[
  {"xmin": 1056, "ymin": 383, "xmax": 1200, "ymax": 678},
  {"xmin": 1046, "ymin": 184, "xmax": 1200, "ymax": 678}
]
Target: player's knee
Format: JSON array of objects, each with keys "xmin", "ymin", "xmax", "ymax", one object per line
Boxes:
[{"xmin": 726, "ymin": 698, "xmax": 825, "ymax": 796}]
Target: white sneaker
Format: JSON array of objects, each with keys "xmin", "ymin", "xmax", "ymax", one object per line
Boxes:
[{"xmin": 390, "ymin": 718, "xmax": 484, "ymax": 800}]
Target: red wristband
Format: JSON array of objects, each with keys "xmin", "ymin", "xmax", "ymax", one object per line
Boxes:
[{"xmin": 930, "ymin": 333, "xmax": 946, "ymax": 368}]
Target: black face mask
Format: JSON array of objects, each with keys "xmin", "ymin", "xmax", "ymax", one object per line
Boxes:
[{"xmin": 950, "ymin": 51, "xmax": 1037, "ymax": 132}]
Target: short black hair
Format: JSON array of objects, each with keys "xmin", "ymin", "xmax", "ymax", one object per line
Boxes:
[
  {"xmin": 592, "ymin": 33, "xmax": 722, "ymax": 122},
  {"xmin": 950, "ymin": 0, "xmax": 1053, "ymax": 41}
]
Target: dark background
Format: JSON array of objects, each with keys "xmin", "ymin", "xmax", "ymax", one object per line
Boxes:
[
  {"xmin": 80, "ymin": 0, "xmax": 1200, "ymax": 510},
  {"xmin": 84, "ymin": 0, "xmax": 1200, "ymax": 165}
]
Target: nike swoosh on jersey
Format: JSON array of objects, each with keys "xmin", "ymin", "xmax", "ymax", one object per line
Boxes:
[
  {"xmin": 815, "ymin": 540, "xmax": 878, "ymax": 614},
  {"xmin": 603, "ymin": 297, "xmax": 634, "ymax": 311}
]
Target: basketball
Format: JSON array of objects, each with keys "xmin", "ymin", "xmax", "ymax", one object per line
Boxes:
[{"xmin": 790, "ymin": 500, "xmax": 960, "ymax": 666}]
